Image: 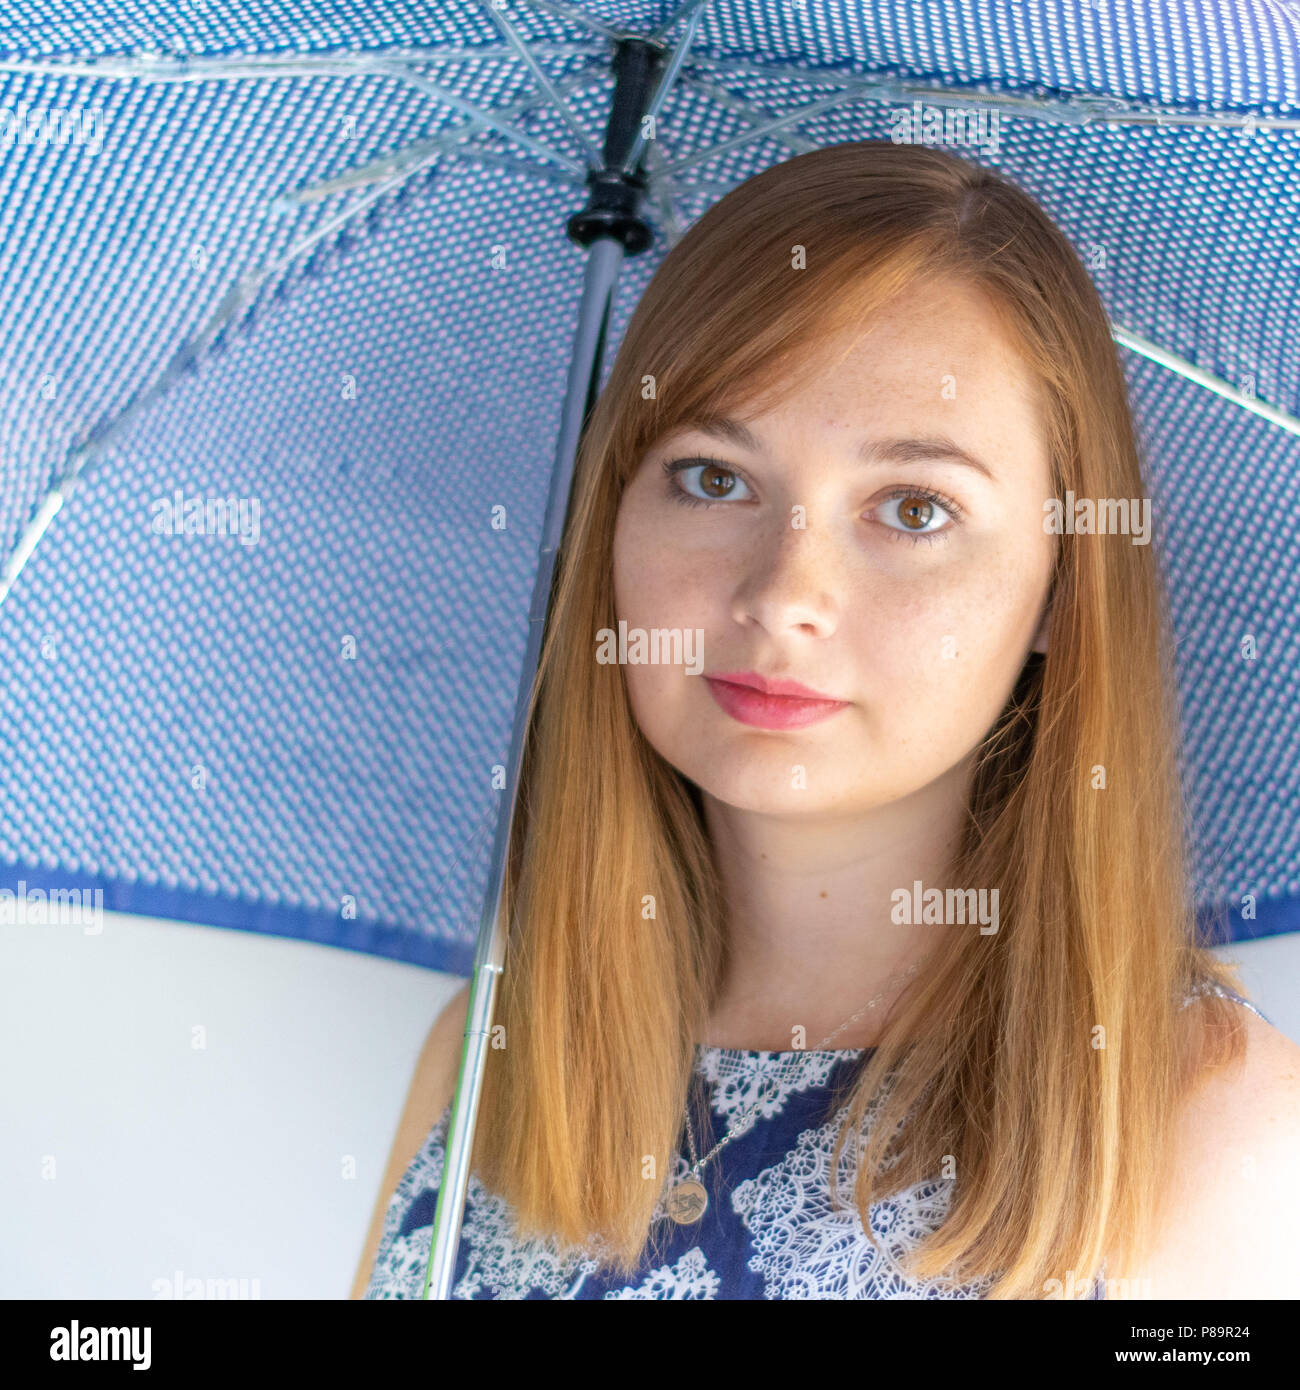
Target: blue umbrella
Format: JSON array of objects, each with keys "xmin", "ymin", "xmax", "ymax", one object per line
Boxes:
[{"xmin": 2, "ymin": 0, "xmax": 1298, "ymax": 1297}]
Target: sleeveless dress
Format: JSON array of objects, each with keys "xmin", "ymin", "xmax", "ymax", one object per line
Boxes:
[{"xmin": 363, "ymin": 982, "xmax": 1268, "ymax": 1300}]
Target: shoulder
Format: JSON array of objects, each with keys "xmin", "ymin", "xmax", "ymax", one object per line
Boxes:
[
  {"xmin": 1117, "ymin": 1004, "xmax": 1300, "ymax": 1298},
  {"xmin": 349, "ymin": 980, "xmax": 471, "ymax": 1298},
  {"xmin": 419, "ymin": 980, "xmax": 472, "ymax": 1112}
]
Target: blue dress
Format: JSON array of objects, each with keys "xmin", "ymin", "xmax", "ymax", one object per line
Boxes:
[{"xmin": 363, "ymin": 983, "xmax": 1268, "ymax": 1300}]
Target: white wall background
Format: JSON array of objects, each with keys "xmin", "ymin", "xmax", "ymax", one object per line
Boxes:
[{"xmin": 2, "ymin": 906, "xmax": 1297, "ymax": 1299}]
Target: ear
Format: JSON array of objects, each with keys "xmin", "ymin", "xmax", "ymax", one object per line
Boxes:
[{"xmin": 1030, "ymin": 601, "xmax": 1050, "ymax": 655}]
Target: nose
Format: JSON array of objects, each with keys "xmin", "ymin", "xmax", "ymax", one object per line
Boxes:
[{"xmin": 730, "ymin": 516, "xmax": 840, "ymax": 638}]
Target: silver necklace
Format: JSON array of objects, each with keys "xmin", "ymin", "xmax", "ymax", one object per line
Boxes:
[{"xmin": 663, "ymin": 959, "xmax": 923, "ymax": 1225}]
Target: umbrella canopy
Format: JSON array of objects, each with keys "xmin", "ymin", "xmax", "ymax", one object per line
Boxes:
[{"xmin": 2, "ymin": 0, "xmax": 1299, "ymax": 981}]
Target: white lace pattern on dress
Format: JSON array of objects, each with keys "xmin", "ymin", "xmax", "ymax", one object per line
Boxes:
[{"xmin": 364, "ymin": 985, "xmax": 1267, "ymax": 1299}]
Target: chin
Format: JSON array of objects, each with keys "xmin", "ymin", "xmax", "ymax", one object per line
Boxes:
[{"xmin": 679, "ymin": 753, "xmax": 873, "ymax": 816}]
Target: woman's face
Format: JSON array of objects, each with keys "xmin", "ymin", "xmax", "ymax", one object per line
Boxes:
[{"xmin": 612, "ymin": 276, "xmax": 1056, "ymax": 817}]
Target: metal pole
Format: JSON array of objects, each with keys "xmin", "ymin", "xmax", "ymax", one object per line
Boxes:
[{"xmin": 423, "ymin": 37, "xmax": 665, "ymax": 1301}]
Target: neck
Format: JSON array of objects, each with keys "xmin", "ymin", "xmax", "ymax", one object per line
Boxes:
[{"xmin": 697, "ymin": 752, "xmax": 975, "ymax": 1052}]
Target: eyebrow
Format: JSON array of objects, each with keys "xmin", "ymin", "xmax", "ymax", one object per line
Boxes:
[{"xmin": 675, "ymin": 417, "xmax": 996, "ymax": 481}]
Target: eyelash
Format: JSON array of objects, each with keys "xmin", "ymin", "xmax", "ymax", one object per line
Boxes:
[{"xmin": 660, "ymin": 457, "xmax": 964, "ymax": 545}]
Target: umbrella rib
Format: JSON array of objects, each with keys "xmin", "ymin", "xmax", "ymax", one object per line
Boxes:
[
  {"xmin": 663, "ymin": 86, "xmax": 869, "ymax": 174},
  {"xmin": 642, "ymin": 140, "xmax": 685, "ymax": 248},
  {"xmin": 368, "ymin": 61, "xmax": 589, "ymax": 177},
  {"xmin": 1111, "ymin": 325, "xmax": 1300, "ymax": 440},
  {"xmin": 0, "ymin": 45, "xmax": 606, "ymax": 82},
  {"xmin": 0, "ymin": 54, "xmax": 619, "ymax": 609},
  {"xmin": 0, "ymin": 147, "xmax": 449, "ymax": 611},
  {"xmin": 679, "ymin": 56, "xmax": 1300, "ymax": 131},
  {"xmin": 0, "ymin": 50, "xmax": 599, "ymax": 179},
  {"xmin": 643, "ymin": 68, "xmax": 818, "ymax": 238},
  {"xmin": 643, "ymin": 68, "xmax": 817, "ymax": 210},
  {"xmin": 620, "ymin": 0, "xmax": 709, "ymax": 174},
  {"xmin": 475, "ymin": 0, "xmax": 605, "ymax": 170},
  {"xmin": 5, "ymin": 48, "xmax": 1297, "ymax": 133},
  {"xmin": 649, "ymin": 0, "xmax": 714, "ymax": 45},
  {"xmin": 513, "ymin": 0, "xmax": 625, "ymax": 41},
  {"xmin": 679, "ymin": 73, "xmax": 818, "ymax": 156},
  {"xmin": 277, "ymin": 69, "xmax": 604, "ymax": 207},
  {"xmin": 280, "ymin": 145, "xmax": 583, "ymax": 207}
]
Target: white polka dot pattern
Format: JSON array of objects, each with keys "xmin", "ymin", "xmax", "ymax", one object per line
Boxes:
[{"xmin": 0, "ymin": 2, "xmax": 1297, "ymax": 969}]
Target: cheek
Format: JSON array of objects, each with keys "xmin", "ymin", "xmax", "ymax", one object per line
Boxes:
[
  {"xmin": 621, "ymin": 660, "xmax": 681, "ymax": 757},
  {"xmin": 611, "ymin": 501, "xmax": 717, "ymax": 740},
  {"xmin": 613, "ymin": 498, "xmax": 720, "ymax": 630},
  {"xmin": 613, "ymin": 493, "xmax": 664, "ymax": 618},
  {"xmin": 854, "ymin": 554, "xmax": 1043, "ymax": 740}
]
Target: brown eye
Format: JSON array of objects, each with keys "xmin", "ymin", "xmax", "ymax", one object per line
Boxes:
[
  {"xmin": 896, "ymin": 496, "xmax": 934, "ymax": 530},
  {"xmin": 699, "ymin": 465, "xmax": 736, "ymax": 499},
  {"xmin": 875, "ymin": 485, "xmax": 960, "ymax": 545},
  {"xmin": 662, "ymin": 458, "xmax": 754, "ymax": 507}
]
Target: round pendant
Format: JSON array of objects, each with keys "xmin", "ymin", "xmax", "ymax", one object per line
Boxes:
[{"xmin": 665, "ymin": 1177, "xmax": 709, "ymax": 1224}]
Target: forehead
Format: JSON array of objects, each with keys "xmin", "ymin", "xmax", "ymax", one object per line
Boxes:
[
  {"xmin": 729, "ymin": 278, "xmax": 1048, "ymax": 462},
  {"xmin": 801, "ymin": 280, "xmax": 1029, "ymax": 400}
]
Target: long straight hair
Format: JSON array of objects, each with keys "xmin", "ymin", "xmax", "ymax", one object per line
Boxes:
[{"xmin": 469, "ymin": 140, "xmax": 1247, "ymax": 1298}]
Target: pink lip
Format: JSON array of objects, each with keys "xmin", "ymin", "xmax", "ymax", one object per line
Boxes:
[
  {"xmin": 710, "ymin": 670, "xmax": 839, "ymax": 700},
  {"xmin": 704, "ymin": 671, "xmax": 849, "ymax": 730}
]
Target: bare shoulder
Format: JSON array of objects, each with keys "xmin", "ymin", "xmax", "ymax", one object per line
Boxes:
[
  {"xmin": 1116, "ymin": 1005, "xmax": 1300, "ymax": 1299},
  {"xmin": 418, "ymin": 980, "xmax": 473, "ymax": 1114},
  {"xmin": 348, "ymin": 980, "xmax": 472, "ymax": 1298}
]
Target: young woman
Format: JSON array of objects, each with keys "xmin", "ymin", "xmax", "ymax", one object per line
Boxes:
[{"xmin": 355, "ymin": 141, "xmax": 1300, "ymax": 1300}]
